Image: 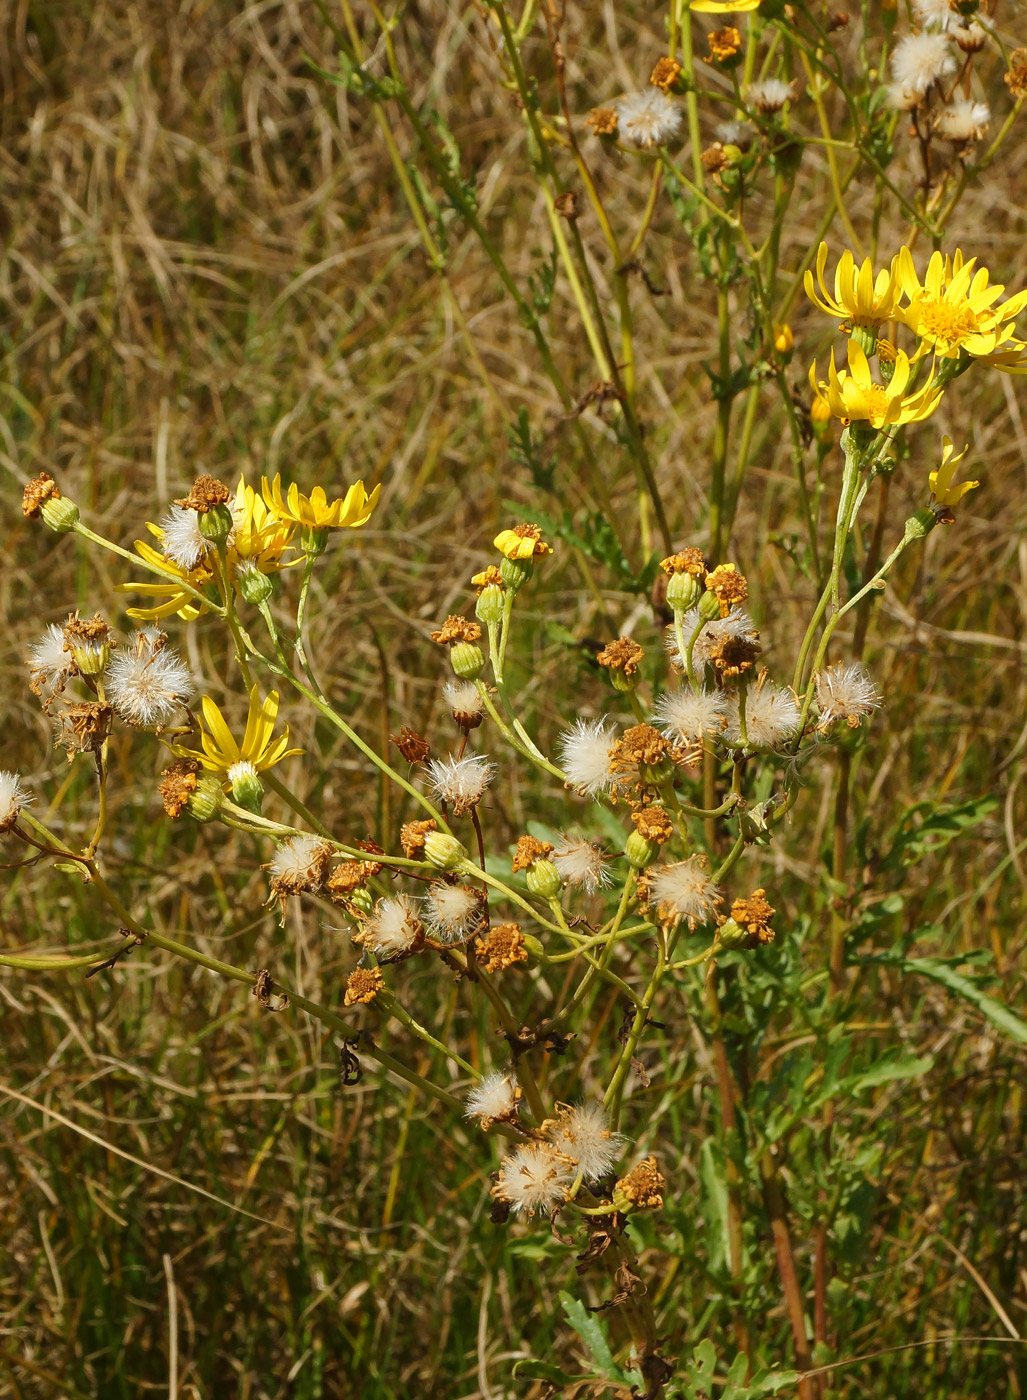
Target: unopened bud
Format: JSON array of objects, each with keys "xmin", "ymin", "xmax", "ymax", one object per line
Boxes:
[
  {"xmin": 698, "ymin": 590, "xmax": 722, "ymax": 623},
  {"xmin": 237, "ymin": 562, "xmax": 274, "ymax": 605},
  {"xmin": 347, "ymin": 886, "xmax": 375, "ymax": 917},
  {"xmin": 716, "ymin": 918, "xmax": 753, "ymax": 950}
]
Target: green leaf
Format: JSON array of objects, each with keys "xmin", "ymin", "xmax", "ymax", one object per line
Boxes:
[
  {"xmin": 512, "ymin": 1358, "xmax": 588, "ymax": 1384},
  {"xmin": 698, "ymin": 1138, "xmax": 732, "ymax": 1277},
  {"xmin": 559, "ymin": 1292, "xmax": 640, "ymax": 1384},
  {"xmin": 872, "ymin": 954, "xmax": 1027, "ymax": 1046}
]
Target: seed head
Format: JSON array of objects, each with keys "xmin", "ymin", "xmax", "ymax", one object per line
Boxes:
[
  {"xmin": 353, "ymin": 894, "xmax": 425, "ymax": 961},
  {"xmin": 653, "ymin": 686, "xmax": 728, "ymax": 745},
  {"xmin": 423, "ymin": 881, "xmax": 483, "ymax": 942},
  {"xmin": 544, "ymin": 1103, "xmax": 623, "ymax": 1181},
  {"xmin": 558, "ymin": 717, "xmax": 617, "ymax": 796},
  {"xmin": 0, "ymin": 772, "xmax": 31, "ymax": 833},
  {"xmin": 492, "ymin": 1141, "xmax": 575, "ymax": 1217},
  {"xmin": 105, "ymin": 631, "xmax": 193, "ymax": 729},
  {"xmin": 746, "ymin": 78, "xmax": 796, "ymax": 114},
  {"xmin": 426, "ymin": 753, "xmax": 495, "ymax": 816},
  {"xmin": 647, "ymin": 856, "xmax": 722, "ymax": 929},
  {"xmin": 890, "ymin": 32, "xmax": 957, "ymax": 100},
  {"xmin": 266, "ymin": 835, "xmax": 333, "ymax": 898},
  {"xmin": 814, "ymin": 662, "xmax": 881, "ymax": 731},
  {"xmin": 442, "ymin": 679, "xmax": 485, "ymax": 732},
  {"xmin": 614, "ymin": 89, "xmax": 683, "ymax": 148},
  {"xmin": 726, "ymin": 679, "xmax": 802, "ymax": 749},
  {"xmin": 464, "ymin": 1071, "xmax": 521, "ymax": 1129},
  {"xmin": 28, "ymin": 623, "xmax": 77, "ymax": 706},
  {"xmin": 158, "ymin": 505, "xmax": 212, "ymax": 571},
  {"xmin": 551, "ymin": 835, "xmax": 611, "ymax": 894}
]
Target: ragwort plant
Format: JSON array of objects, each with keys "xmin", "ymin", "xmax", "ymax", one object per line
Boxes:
[{"xmin": 6, "ymin": 0, "xmax": 1027, "ymax": 1395}]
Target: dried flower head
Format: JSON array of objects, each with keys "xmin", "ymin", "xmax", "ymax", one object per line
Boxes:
[
  {"xmin": 56, "ymin": 701, "xmax": 113, "ymax": 759},
  {"xmin": 559, "ymin": 717, "xmax": 618, "ymax": 797},
  {"xmin": 649, "ymin": 56, "xmax": 682, "ymax": 92},
  {"xmin": 266, "ymin": 835, "xmax": 333, "ymax": 898},
  {"xmin": 493, "ymin": 1141, "xmax": 575, "ymax": 1217},
  {"xmin": 585, "ymin": 106, "xmax": 619, "ymax": 137},
  {"xmin": 175, "ymin": 474, "xmax": 231, "ymax": 513},
  {"xmin": 159, "ymin": 758, "xmax": 199, "ymax": 818},
  {"xmin": 551, "ymin": 835, "xmax": 611, "ymax": 894},
  {"xmin": 1005, "ymin": 48, "xmax": 1027, "ymax": 99},
  {"xmin": 344, "ymin": 967, "xmax": 385, "ymax": 1007},
  {"xmin": 327, "ymin": 860, "xmax": 372, "ymax": 900},
  {"xmin": 423, "ymin": 881, "xmax": 483, "ymax": 942},
  {"xmin": 726, "ymin": 679, "xmax": 802, "ymax": 749},
  {"xmin": 666, "ymin": 606, "xmax": 761, "ymax": 672},
  {"xmin": 464, "ymin": 1071, "xmax": 521, "ymax": 1129},
  {"xmin": 22, "ymin": 472, "xmax": 61, "ymax": 518},
  {"xmin": 430, "ymin": 615, "xmax": 482, "ymax": 646},
  {"xmin": 705, "ymin": 563, "xmax": 749, "ymax": 617},
  {"xmin": 512, "ymin": 834, "xmax": 553, "ymax": 873},
  {"xmin": 648, "ymin": 856, "xmax": 722, "ymax": 928},
  {"xmin": 660, "ymin": 548, "xmax": 707, "ymax": 579},
  {"xmin": 729, "ymin": 888, "xmax": 776, "ymax": 943},
  {"xmin": 653, "ymin": 686, "xmax": 729, "ymax": 746},
  {"xmin": 814, "ymin": 663, "xmax": 881, "ymax": 730},
  {"xmin": 707, "ymin": 26, "xmax": 742, "ymax": 62},
  {"xmin": 632, "ymin": 805, "xmax": 674, "ymax": 844},
  {"xmin": 63, "ymin": 612, "xmax": 115, "ymax": 675},
  {"xmin": 706, "ymin": 630, "xmax": 762, "ymax": 680},
  {"xmin": 615, "ymin": 89, "xmax": 683, "ymax": 148},
  {"xmin": 615, "ymin": 1155, "xmax": 665, "ymax": 1210},
  {"xmin": 545, "ymin": 1103, "xmax": 624, "ymax": 1181},
  {"xmin": 474, "ymin": 922, "xmax": 529, "ymax": 973},
  {"xmin": 597, "ymin": 636, "xmax": 645, "ymax": 678},
  {"xmin": 746, "ymin": 78, "xmax": 796, "ymax": 114},
  {"xmin": 28, "ymin": 623, "xmax": 77, "ymax": 706},
  {"xmin": 353, "ymin": 895, "xmax": 425, "ymax": 961},
  {"xmin": 890, "ymin": 31, "xmax": 957, "ymax": 101},
  {"xmin": 401, "ymin": 818, "xmax": 438, "ymax": 857},
  {"xmin": 493, "ymin": 523, "xmax": 552, "ymax": 560},
  {"xmin": 426, "ymin": 753, "xmax": 495, "ymax": 816},
  {"xmin": 105, "ymin": 630, "xmax": 193, "ymax": 730},
  {"xmin": 391, "ymin": 726, "xmax": 430, "ymax": 764},
  {"xmin": 158, "ymin": 505, "xmax": 211, "ymax": 571},
  {"xmin": 0, "ymin": 772, "xmax": 31, "ymax": 833}
]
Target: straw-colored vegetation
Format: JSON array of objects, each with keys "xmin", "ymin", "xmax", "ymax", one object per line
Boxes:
[{"xmin": 3, "ymin": 2, "xmax": 1027, "ymax": 1397}]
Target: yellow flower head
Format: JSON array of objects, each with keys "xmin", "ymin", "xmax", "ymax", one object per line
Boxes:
[
  {"xmin": 229, "ymin": 476, "xmax": 296, "ymax": 570},
  {"xmin": 809, "ymin": 342, "xmax": 943, "ymax": 429},
  {"xmin": 116, "ymin": 531, "xmax": 213, "ymax": 622},
  {"xmin": 897, "ymin": 247, "xmax": 1027, "ymax": 361},
  {"xmin": 176, "ymin": 684, "xmax": 303, "ymax": 781},
  {"xmin": 930, "ymin": 437, "xmax": 979, "ymax": 507},
  {"xmin": 804, "ymin": 243, "xmax": 904, "ymax": 329},
  {"xmin": 260, "ymin": 474, "xmax": 380, "ymax": 531},
  {"xmin": 494, "ymin": 523, "xmax": 553, "ymax": 560},
  {"xmin": 690, "ymin": 0, "xmax": 760, "ymax": 11}
]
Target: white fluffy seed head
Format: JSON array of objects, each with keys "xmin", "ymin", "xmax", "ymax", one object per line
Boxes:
[
  {"xmin": 648, "ymin": 856, "xmax": 722, "ymax": 929},
  {"xmin": 558, "ymin": 717, "xmax": 617, "ymax": 796},
  {"xmin": 912, "ymin": 0, "xmax": 959, "ymax": 30},
  {"xmin": 442, "ymin": 679, "xmax": 485, "ymax": 728},
  {"xmin": 423, "ymin": 881, "xmax": 483, "ymax": 942},
  {"xmin": 544, "ymin": 1103, "xmax": 624, "ymax": 1181},
  {"xmin": 105, "ymin": 632, "xmax": 193, "ymax": 729},
  {"xmin": 159, "ymin": 505, "xmax": 212, "ymax": 570},
  {"xmin": 725, "ymin": 681, "xmax": 802, "ymax": 749},
  {"xmin": 266, "ymin": 835, "xmax": 333, "ymax": 896},
  {"xmin": 890, "ymin": 32, "xmax": 957, "ymax": 99},
  {"xmin": 814, "ymin": 663, "xmax": 881, "ymax": 731},
  {"xmin": 0, "ymin": 772, "xmax": 31, "ymax": 833},
  {"xmin": 715, "ymin": 119, "xmax": 754, "ymax": 150},
  {"xmin": 493, "ymin": 1141, "xmax": 575, "ymax": 1217},
  {"xmin": 426, "ymin": 753, "xmax": 495, "ymax": 816},
  {"xmin": 615, "ymin": 89, "xmax": 683, "ymax": 148},
  {"xmin": 653, "ymin": 686, "xmax": 729, "ymax": 745},
  {"xmin": 746, "ymin": 78, "xmax": 795, "ymax": 114},
  {"xmin": 551, "ymin": 836, "xmax": 611, "ymax": 894},
  {"xmin": 464, "ymin": 1071, "xmax": 521, "ymax": 1127},
  {"xmin": 27, "ymin": 623, "xmax": 75, "ymax": 701},
  {"xmin": 936, "ymin": 98, "xmax": 990, "ymax": 141},
  {"xmin": 356, "ymin": 894, "xmax": 424, "ymax": 959},
  {"xmin": 665, "ymin": 607, "xmax": 760, "ymax": 671}
]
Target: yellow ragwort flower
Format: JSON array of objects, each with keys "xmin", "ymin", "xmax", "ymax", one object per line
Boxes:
[
  {"xmin": 229, "ymin": 476, "xmax": 296, "ymax": 570},
  {"xmin": 930, "ymin": 437, "xmax": 979, "ymax": 507},
  {"xmin": 691, "ymin": 0, "xmax": 760, "ymax": 11},
  {"xmin": 809, "ymin": 342, "xmax": 943, "ymax": 429},
  {"xmin": 175, "ymin": 684, "xmax": 303, "ymax": 780},
  {"xmin": 117, "ymin": 531, "xmax": 213, "ymax": 622},
  {"xmin": 494, "ymin": 523, "xmax": 553, "ymax": 560},
  {"xmin": 896, "ymin": 248, "xmax": 1027, "ymax": 362},
  {"xmin": 804, "ymin": 242, "xmax": 904, "ymax": 329},
  {"xmin": 260, "ymin": 474, "xmax": 381, "ymax": 531}
]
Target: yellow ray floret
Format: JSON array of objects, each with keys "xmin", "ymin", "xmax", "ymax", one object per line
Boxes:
[
  {"xmin": 896, "ymin": 247, "xmax": 1027, "ymax": 361},
  {"xmin": 809, "ymin": 342, "xmax": 943, "ymax": 429},
  {"xmin": 116, "ymin": 533, "xmax": 213, "ymax": 622},
  {"xmin": 804, "ymin": 243, "xmax": 904, "ymax": 328},
  {"xmin": 690, "ymin": 0, "xmax": 760, "ymax": 11},
  {"xmin": 229, "ymin": 476, "xmax": 296, "ymax": 569},
  {"xmin": 930, "ymin": 437, "xmax": 979, "ymax": 507},
  {"xmin": 176, "ymin": 685, "xmax": 303, "ymax": 779},
  {"xmin": 261, "ymin": 474, "xmax": 381, "ymax": 530},
  {"xmin": 494, "ymin": 523, "xmax": 553, "ymax": 560}
]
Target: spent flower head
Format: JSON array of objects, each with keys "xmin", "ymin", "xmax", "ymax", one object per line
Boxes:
[
  {"xmin": 105, "ymin": 630, "xmax": 193, "ymax": 730},
  {"xmin": 464, "ymin": 1071, "xmax": 521, "ymax": 1129},
  {"xmin": 426, "ymin": 753, "xmax": 495, "ymax": 815},
  {"xmin": 0, "ymin": 772, "xmax": 31, "ymax": 833},
  {"xmin": 492, "ymin": 1142, "xmax": 575, "ymax": 1217},
  {"xmin": 544, "ymin": 1103, "xmax": 624, "ymax": 1181},
  {"xmin": 614, "ymin": 89, "xmax": 683, "ymax": 148},
  {"xmin": 558, "ymin": 717, "xmax": 618, "ymax": 797}
]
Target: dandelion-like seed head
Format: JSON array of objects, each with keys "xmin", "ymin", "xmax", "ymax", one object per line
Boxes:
[
  {"xmin": 442, "ymin": 679, "xmax": 485, "ymax": 731},
  {"xmin": 551, "ymin": 835, "xmax": 611, "ymax": 894},
  {"xmin": 544, "ymin": 1103, "xmax": 624, "ymax": 1181},
  {"xmin": 266, "ymin": 834, "xmax": 333, "ymax": 897},
  {"xmin": 158, "ymin": 505, "xmax": 212, "ymax": 571},
  {"xmin": 936, "ymin": 99, "xmax": 991, "ymax": 142},
  {"xmin": 726, "ymin": 679, "xmax": 802, "ymax": 749},
  {"xmin": 0, "ymin": 772, "xmax": 31, "ymax": 833},
  {"xmin": 423, "ymin": 881, "xmax": 483, "ymax": 942},
  {"xmin": 746, "ymin": 78, "xmax": 795, "ymax": 114},
  {"xmin": 28, "ymin": 623, "xmax": 76, "ymax": 704},
  {"xmin": 354, "ymin": 894, "xmax": 425, "ymax": 960},
  {"xmin": 464, "ymin": 1071, "xmax": 521, "ymax": 1128},
  {"xmin": 426, "ymin": 753, "xmax": 495, "ymax": 816},
  {"xmin": 653, "ymin": 686, "xmax": 729, "ymax": 745},
  {"xmin": 648, "ymin": 855, "xmax": 722, "ymax": 929},
  {"xmin": 814, "ymin": 663, "xmax": 882, "ymax": 731},
  {"xmin": 105, "ymin": 631, "xmax": 193, "ymax": 729},
  {"xmin": 912, "ymin": 0, "xmax": 959, "ymax": 31},
  {"xmin": 665, "ymin": 607, "xmax": 761, "ymax": 672},
  {"xmin": 558, "ymin": 717, "xmax": 618, "ymax": 796},
  {"xmin": 614, "ymin": 89, "xmax": 683, "ymax": 148},
  {"xmin": 890, "ymin": 32, "xmax": 957, "ymax": 100},
  {"xmin": 492, "ymin": 1141, "xmax": 575, "ymax": 1217}
]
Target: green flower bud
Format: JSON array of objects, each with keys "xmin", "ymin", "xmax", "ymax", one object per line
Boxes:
[
  {"xmin": 229, "ymin": 764, "xmax": 264, "ymax": 813},
  {"xmin": 499, "ymin": 555, "xmax": 533, "ymax": 591},
  {"xmin": 666, "ymin": 571, "xmax": 703, "ymax": 612},
  {"xmin": 186, "ymin": 774, "xmax": 224, "ymax": 823},
  {"xmin": 526, "ymin": 858, "xmax": 562, "ymax": 899},
  {"xmin": 450, "ymin": 642, "xmax": 485, "ymax": 680},
  {"xmin": 236, "ymin": 562, "xmax": 274, "ymax": 606},
  {"xmin": 475, "ymin": 584, "xmax": 505, "ymax": 626},
  {"xmin": 423, "ymin": 830, "xmax": 470, "ymax": 870},
  {"xmin": 40, "ymin": 495, "xmax": 81, "ymax": 534},
  {"xmin": 851, "ymin": 324, "xmax": 879, "ymax": 359},
  {"xmin": 347, "ymin": 886, "xmax": 375, "ymax": 917},
  {"xmin": 625, "ymin": 830, "xmax": 658, "ymax": 870},
  {"xmin": 197, "ymin": 503, "xmax": 234, "ymax": 544}
]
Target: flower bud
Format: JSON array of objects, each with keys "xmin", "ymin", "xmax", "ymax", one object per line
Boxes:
[
  {"xmin": 625, "ymin": 830, "xmax": 659, "ymax": 870},
  {"xmin": 423, "ymin": 830, "xmax": 470, "ymax": 870},
  {"xmin": 526, "ymin": 859, "xmax": 562, "ymax": 899},
  {"xmin": 41, "ymin": 495, "xmax": 81, "ymax": 534},
  {"xmin": 450, "ymin": 642, "xmax": 485, "ymax": 680},
  {"xmin": 666, "ymin": 571, "xmax": 703, "ymax": 613},
  {"xmin": 186, "ymin": 774, "xmax": 224, "ymax": 823},
  {"xmin": 474, "ymin": 583, "xmax": 505, "ymax": 626},
  {"xmin": 237, "ymin": 562, "xmax": 274, "ymax": 605},
  {"xmin": 197, "ymin": 503, "xmax": 234, "ymax": 544},
  {"xmin": 773, "ymin": 323, "xmax": 794, "ymax": 357}
]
